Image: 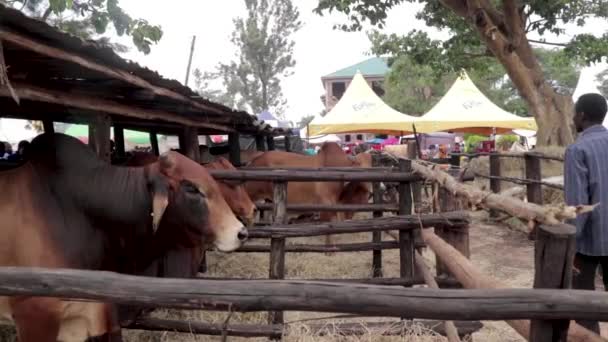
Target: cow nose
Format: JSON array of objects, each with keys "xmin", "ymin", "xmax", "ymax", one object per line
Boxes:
[{"xmin": 237, "ymin": 227, "xmax": 249, "ymax": 241}]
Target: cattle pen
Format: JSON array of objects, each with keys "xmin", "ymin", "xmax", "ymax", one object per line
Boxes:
[{"xmin": 0, "ymin": 154, "xmax": 601, "ymax": 342}]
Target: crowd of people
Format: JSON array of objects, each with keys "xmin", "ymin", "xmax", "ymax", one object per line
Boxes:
[{"xmin": 0, "ymin": 140, "xmax": 30, "ymax": 162}]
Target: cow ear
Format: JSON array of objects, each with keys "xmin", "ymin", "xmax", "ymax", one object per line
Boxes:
[{"xmin": 149, "ymin": 175, "xmax": 169, "ymax": 233}]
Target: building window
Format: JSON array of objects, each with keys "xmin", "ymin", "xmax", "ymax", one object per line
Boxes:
[
  {"xmin": 332, "ymin": 82, "xmax": 346, "ymax": 100},
  {"xmin": 371, "ymin": 80, "xmax": 385, "ymax": 97},
  {"xmin": 345, "ymin": 134, "xmax": 351, "ymax": 142},
  {"xmin": 356, "ymin": 134, "xmax": 363, "ymax": 141}
]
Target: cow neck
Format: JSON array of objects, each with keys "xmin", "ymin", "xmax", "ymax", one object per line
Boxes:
[{"xmin": 66, "ymin": 163, "xmax": 152, "ymax": 229}]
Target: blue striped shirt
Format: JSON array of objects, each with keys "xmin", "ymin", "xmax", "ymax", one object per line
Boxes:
[{"xmin": 564, "ymin": 124, "xmax": 608, "ymax": 256}]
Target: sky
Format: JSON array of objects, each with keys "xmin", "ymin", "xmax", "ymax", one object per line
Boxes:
[{"xmin": 109, "ymin": 1, "xmax": 606, "ymax": 124}]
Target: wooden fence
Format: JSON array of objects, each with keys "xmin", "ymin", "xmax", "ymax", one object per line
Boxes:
[{"xmin": 0, "ymin": 156, "xmax": 590, "ymax": 341}]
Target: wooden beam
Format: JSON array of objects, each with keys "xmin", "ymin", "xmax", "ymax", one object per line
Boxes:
[
  {"xmin": 42, "ymin": 119, "xmax": 54, "ymax": 133},
  {"xmin": 180, "ymin": 127, "xmax": 200, "ymax": 161},
  {"xmin": 269, "ymin": 181, "xmax": 287, "ymax": 326},
  {"xmin": 398, "ymin": 159, "xmax": 415, "ymax": 283},
  {"xmin": 91, "ymin": 114, "xmax": 111, "ymax": 162},
  {"xmin": 0, "ymin": 83, "xmax": 237, "ymax": 132},
  {"xmin": 2, "ymin": 268, "xmax": 608, "ymax": 323},
  {"xmin": 207, "ymin": 169, "xmax": 423, "ymax": 182},
  {"xmin": 284, "ymin": 134, "xmax": 292, "ymax": 152},
  {"xmin": 255, "ymin": 135, "xmax": 266, "ymax": 151},
  {"xmin": 421, "ymin": 229, "xmax": 604, "ymax": 342},
  {"xmin": 228, "ymin": 132, "xmax": 241, "ymax": 166},
  {"xmin": 0, "ymin": 29, "xmax": 238, "ymax": 117},
  {"xmin": 150, "ymin": 131, "xmax": 160, "ymax": 156},
  {"xmin": 113, "ymin": 125, "xmax": 126, "ymax": 159},
  {"xmin": 266, "ymin": 135, "xmax": 275, "ymax": 151}
]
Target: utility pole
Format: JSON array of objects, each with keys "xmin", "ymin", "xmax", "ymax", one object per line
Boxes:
[{"xmin": 184, "ymin": 35, "xmax": 196, "ymax": 87}]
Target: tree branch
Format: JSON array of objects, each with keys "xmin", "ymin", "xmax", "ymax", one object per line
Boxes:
[{"xmin": 528, "ymin": 39, "xmax": 568, "ymax": 47}]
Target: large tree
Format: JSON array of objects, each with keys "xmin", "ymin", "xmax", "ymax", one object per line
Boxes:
[
  {"xmin": 315, "ymin": 0, "xmax": 608, "ymax": 146},
  {"xmin": 598, "ymin": 69, "xmax": 608, "ymax": 98},
  {"xmin": 381, "ymin": 45, "xmax": 581, "ymax": 116},
  {"xmin": 194, "ymin": 0, "xmax": 302, "ymax": 118},
  {"xmin": 3, "ymin": 0, "xmax": 162, "ymax": 54}
]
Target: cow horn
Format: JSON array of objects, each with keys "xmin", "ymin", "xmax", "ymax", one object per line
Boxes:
[{"xmin": 150, "ymin": 176, "xmax": 169, "ymax": 233}]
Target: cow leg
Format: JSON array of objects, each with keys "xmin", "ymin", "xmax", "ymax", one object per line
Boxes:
[{"xmin": 11, "ymin": 297, "xmax": 61, "ymax": 342}]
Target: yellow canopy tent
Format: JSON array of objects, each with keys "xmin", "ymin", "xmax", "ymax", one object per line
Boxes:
[
  {"xmin": 415, "ymin": 71, "xmax": 537, "ymax": 134},
  {"xmin": 308, "ymin": 72, "xmax": 419, "ymax": 136}
]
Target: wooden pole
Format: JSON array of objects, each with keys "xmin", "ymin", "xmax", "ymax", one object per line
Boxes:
[
  {"xmin": 255, "ymin": 135, "xmax": 267, "ymax": 151},
  {"xmin": 269, "ymin": 181, "xmax": 287, "ymax": 327},
  {"xmin": 372, "ymin": 154, "xmax": 383, "ymax": 278},
  {"xmin": 149, "ymin": 131, "xmax": 160, "ymax": 156},
  {"xmin": 398, "ymin": 159, "xmax": 415, "ymax": 286},
  {"xmin": 180, "ymin": 127, "xmax": 200, "ymax": 162},
  {"xmin": 421, "ymin": 229, "xmax": 604, "ymax": 342},
  {"xmin": 228, "ymin": 132, "xmax": 241, "ymax": 166},
  {"xmin": 407, "ymin": 141, "xmax": 422, "ymax": 210},
  {"xmin": 42, "ymin": 119, "xmax": 54, "ymax": 133},
  {"xmin": 489, "ymin": 152, "xmax": 501, "ymax": 218},
  {"xmin": 114, "ymin": 124, "xmax": 126, "ymax": 159},
  {"xmin": 414, "ymin": 250, "xmax": 461, "ymax": 342},
  {"xmin": 525, "ymin": 152, "xmax": 543, "ymax": 239},
  {"xmin": 91, "ymin": 114, "xmax": 111, "ymax": 163},
  {"xmin": 266, "ymin": 135, "xmax": 276, "ymax": 151},
  {"xmin": 183, "ymin": 35, "xmax": 196, "ymax": 87},
  {"xmin": 530, "ymin": 224, "xmax": 576, "ymax": 342}
]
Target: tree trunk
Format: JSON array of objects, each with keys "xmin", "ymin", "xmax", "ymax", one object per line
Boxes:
[{"xmin": 444, "ymin": 1, "xmax": 576, "ymax": 146}]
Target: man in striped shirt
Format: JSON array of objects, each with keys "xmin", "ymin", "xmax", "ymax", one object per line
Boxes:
[{"xmin": 565, "ymin": 92, "xmax": 608, "ymax": 334}]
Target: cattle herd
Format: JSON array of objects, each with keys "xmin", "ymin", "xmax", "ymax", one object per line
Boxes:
[{"xmin": 0, "ymin": 133, "xmax": 377, "ymax": 342}]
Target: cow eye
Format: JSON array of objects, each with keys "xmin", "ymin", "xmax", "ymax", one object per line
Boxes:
[{"xmin": 183, "ymin": 181, "xmax": 204, "ymax": 196}]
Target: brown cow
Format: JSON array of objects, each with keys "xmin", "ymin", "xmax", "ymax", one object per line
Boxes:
[
  {"xmin": 245, "ymin": 142, "xmax": 361, "ymax": 246},
  {"xmin": 0, "ymin": 133, "xmax": 247, "ymax": 342},
  {"xmin": 125, "ymin": 153, "xmax": 256, "ymax": 225}
]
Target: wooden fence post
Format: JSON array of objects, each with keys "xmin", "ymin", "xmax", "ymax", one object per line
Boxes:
[
  {"xmin": 42, "ymin": 120, "xmax": 54, "ymax": 134},
  {"xmin": 530, "ymin": 224, "xmax": 576, "ymax": 342},
  {"xmin": 525, "ymin": 152, "xmax": 542, "ymax": 240},
  {"xmin": 255, "ymin": 135, "xmax": 266, "ymax": 151},
  {"xmin": 371, "ymin": 154, "xmax": 383, "ymax": 278},
  {"xmin": 436, "ymin": 169, "xmax": 469, "ymax": 287},
  {"xmin": 91, "ymin": 114, "xmax": 111, "ymax": 163},
  {"xmin": 407, "ymin": 141, "xmax": 422, "ymax": 212},
  {"xmin": 489, "ymin": 152, "xmax": 501, "ymax": 218},
  {"xmin": 266, "ymin": 135, "xmax": 276, "ymax": 151},
  {"xmin": 268, "ymin": 181, "xmax": 287, "ymax": 327},
  {"xmin": 228, "ymin": 132, "xmax": 241, "ymax": 166},
  {"xmin": 149, "ymin": 131, "xmax": 160, "ymax": 156},
  {"xmin": 114, "ymin": 125, "xmax": 126, "ymax": 159},
  {"xmin": 284, "ymin": 134, "xmax": 292, "ymax": 152},
  {"xmin": 180, "ymin": 127, "xmax": 200, "ymax": 162},
  {"xmin": 398, "ymin": 159, "xmax": 415, "ymax": 281}
]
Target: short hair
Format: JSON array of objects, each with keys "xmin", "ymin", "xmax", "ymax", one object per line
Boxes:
[{"xmin": 575, "ymin": 93, "xmax": 608, "ymax": 123}]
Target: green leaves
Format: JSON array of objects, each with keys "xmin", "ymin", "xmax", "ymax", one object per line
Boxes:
[{"xmin": 14, "ymin": 0, "xmax": 163, "ymax": 55}]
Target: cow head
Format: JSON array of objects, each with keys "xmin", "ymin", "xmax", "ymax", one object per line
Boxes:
[
  {"xmin": 151, "ymin": 151, "xmax": 248, "ymax": 252},
  {"xmin": 205, "ymin": 157, "xmax": 256, "ymax": 226}
]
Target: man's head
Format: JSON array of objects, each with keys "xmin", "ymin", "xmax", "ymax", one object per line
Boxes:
[{"xmin": 574, "ymin": 93, "xmax": 608, "ymax": 133}]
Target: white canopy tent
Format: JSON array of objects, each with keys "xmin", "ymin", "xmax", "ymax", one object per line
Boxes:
[
  {"xmin": 572, "ymin": 65, "xmax": 608, "ymax": 127},
  {"xmin": 0, "ymin": 118, "xmax": 39, "ymax": 148},
  {"xmin": 415, "ymin": 71, "xmax": 537, "ymax": 134},
  {"xmin": 308, "ymin": 72, "xmax": 419, "ymax": 136}
]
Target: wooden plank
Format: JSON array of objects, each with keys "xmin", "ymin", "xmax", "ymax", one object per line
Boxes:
[
  {"xmin": 372, "ymin": 185, "xmax": 383, "ymax": 277},
  {"xmin": 42, "ymin": 119, "xmax": 54, "ymax": 133},
  {"xmin": 255, "ymin": 135, "xmax": 267, "ymax": 151},
  {"xmin": 407, "ymin": 141, "xmax": 422, "ymax": 211},
  {"xmin": 489, "ymin": 152, "xmax": 501, "ymax": 218},
  {"xmin": 398, "ymin": 159, "xmax": 415, "ymax": 283},
  {"xmin": 128, "ymin": 317, "xmax": 483, "ymax": 338},
  {"xmin": 269, "ymin": 181, "xmax": 287, "ymax": 326},
  {"xmin": 254, "ymin": 203, "xmax": 399, "ymax": 212},
  {"xmin": 530, "ymin": 224, "xmax": 576, "ymax": 342},
  {"xmin": 235, "ymin": 240, "xmax": 426, "ymax": 253},
  {"xmin": 180, "ymin": 127, "xmax": 200, "ymax": 162},
  {"xmin": 247, "ymin": 212, "xmax": 469, "ymax": 238},
  {"xmin": 0, "ymin": 29, "xmax": 237, "ymax": 117},
  {"xmin": 2, "ymin": 268, "xmax": 608, "ymax": 324},
  {"xmin": 0, "ymin": 82, "xmax": 237, "ymax": 132},
  {"xmin": 267, "ymin": 135, "xmax": 275, "ymax": 151},
  {"xmin": 149, "ymin": 131, "xmax": 160, "ymax": 156},
  {"xmin": 284, "ymin": 134, "xmax": 292, "ymax": 152},
  {"xmin": 525, "ymin": 152, "xmax": 543, "ymax": 205},
  {"xmin": 114, "ymin": 125, "xmax": 126, "ymax": 159},
  {"xmin": 91, "ymin": 114, "xmax": 111, "ymax": 162},
  {"xmin": 421, "ymin": 229, "xmax": 604, "ymax": 342},
  {"xmin": 198, "ymin": 276, "xmax": 461, "ymax": 287},
  {"xmin": 228, "ymin": 132, "xmax": 241, "ymax": 166},
  {"xmin": 208, "ymin": 169, "xmax": 423, "ymax": 182}
]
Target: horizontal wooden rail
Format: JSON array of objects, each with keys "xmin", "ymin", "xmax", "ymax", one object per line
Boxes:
[
  {"xmin": 255, "ymin": 203, "xmax": 399, "ymax": 212},
  {"xmin": 198, "ymin": 276, "xmax": 461, "ymax": 287},
  {"xmin": 208, "ymin": 169, "xmax": 423, "ymax": 182},
  {"xmin": 127, "ymin": 317, "xmax": 483, "ymax": 338},
  {"xmin": 237, "ymin": 166, "xmax": 396, "ymax": 172},
  {"xmin": 236, "ymin": 240, "xmax": 426, "ymax": 253},
  {"xmin": 451, "ymin": 152, "xmax": 563, "ymax": 162},
  {"xmin": 248, "ymin": 212, "xmax": 469, "ymax": 238},
  {"xmin": 474, "ymin": 173, "xmax": 564, "ymax": 190},
  {"xmin": 1, "ymin": 268, "xmax": 608, "ymax": 321}
]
